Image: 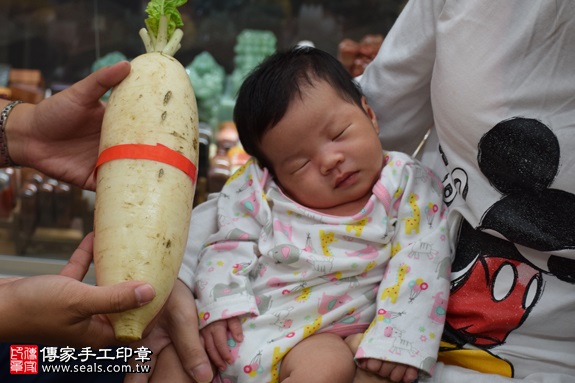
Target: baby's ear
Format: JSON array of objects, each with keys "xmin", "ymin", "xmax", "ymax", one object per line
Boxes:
[
  {"xmin": 256, "ymin": 157, "xmax": 274, "ymax": 175},
  {"xmin": 361, "ymin": 96, "xmax": 379, "ymax": 133},
  {"xmin": 254, "ymin": 157, "xmax": 265, "ymax": 169}
]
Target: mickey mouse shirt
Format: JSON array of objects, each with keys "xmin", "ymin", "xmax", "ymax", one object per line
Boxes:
[{"xmin": 360, "ymin": 1, "xmax": 575, "ymax": 381}]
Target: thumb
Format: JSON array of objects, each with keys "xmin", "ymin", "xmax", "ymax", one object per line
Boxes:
[
  {"xmin": 94, "ymin": 60, "xmax": 131, "ymax": 92},
  {"xmin": 82, "ymin": 281, "xmax": 156, "ymax": 315},
  {"xmin": 167, "ymin": 282, "xmax": 213, "ymax": 383},
  {"xmin": 74, "ymin": 60, "xmax": 131, "ymax": 101}
]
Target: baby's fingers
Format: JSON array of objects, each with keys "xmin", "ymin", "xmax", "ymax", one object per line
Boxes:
[
  {"xmin": 365, "ymin": 358, "xmax": 392, "ymax": 377},
  {"xmin": 389, "ymin": 364, "xmax": 407, "ymax": 382},
  {"xmin": 201, "ymin": 326, "xmax": 228, "ymax": 372},
  {"xmin": 227, "ymin": 317, "xmax": 244, "ymax": 342},
  {"xmin": 402, "ymin": 366, "xmax": 419, "ymax": 383},
  {"xmin": 213, "ymin": 329, "xmax": 235, "ymax": 366}
]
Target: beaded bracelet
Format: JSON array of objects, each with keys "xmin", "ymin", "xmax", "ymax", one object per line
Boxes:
[{"xmin": 0, "ymin": 100, "xmax": 24, "ymax": 167}]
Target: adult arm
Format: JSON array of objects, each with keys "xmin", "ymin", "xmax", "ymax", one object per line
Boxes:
[{"xmin": 359, "ymin": 0, "xmax": 443, "ymax": 156}]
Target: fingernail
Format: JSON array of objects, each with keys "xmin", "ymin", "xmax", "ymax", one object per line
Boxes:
[
  {"xmin": 192, "ymin": 363, "xmax": 213, "ymax": 383},
  {"xmin": 135, "ymin": 284, "xmax": 155, "ymax": 306}
]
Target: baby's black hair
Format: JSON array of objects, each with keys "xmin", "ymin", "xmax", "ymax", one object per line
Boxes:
[{"xmin": 233, "ymin": 45, "xmax": 365, "ymax": 170}]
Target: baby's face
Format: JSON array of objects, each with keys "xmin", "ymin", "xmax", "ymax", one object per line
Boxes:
[{"xmin": 260, "ymin": 80, "xmax": 383, "ymax": 216}]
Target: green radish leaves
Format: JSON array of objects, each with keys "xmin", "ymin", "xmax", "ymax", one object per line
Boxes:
[
  {"xmin": 145, "ymin": 0, "xmax": 187, "ymax": 42},
  {"xmin": 140, "ymin": 0, "xmax": 187, "ymax": 56}
]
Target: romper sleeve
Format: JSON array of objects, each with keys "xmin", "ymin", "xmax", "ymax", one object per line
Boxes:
[
  {"xmin": 178, "ymin": 194, "xmax": 219, "ymax": 289},
  {"xmin": 193, "ymin": 159, "xmax": 271, "ymax": 328},
  {"xmin": 356, "ymin": 153, "xmax": 452, "ymax": 377}
]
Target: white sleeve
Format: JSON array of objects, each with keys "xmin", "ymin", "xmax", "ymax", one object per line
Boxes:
[
  {"xmin": 178, "ymin": 193, "xmax": 219, "ymax": 289},
  {"xmin": 359, "ymin": 0, "xmax": 444, "ymax": 157}
]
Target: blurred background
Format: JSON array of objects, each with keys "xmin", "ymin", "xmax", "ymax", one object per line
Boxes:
[
  {"xmin": 1, "ymin": 0, "xmax": 404, "ymax": 84},
  {"xmin": 0, "ymin": 0, "xmax": 404, "ymax": 266}
]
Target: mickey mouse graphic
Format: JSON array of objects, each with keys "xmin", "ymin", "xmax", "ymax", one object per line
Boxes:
[{"xmin": 437, "ymin": 117, "xmax": 575, "ymax": 376}]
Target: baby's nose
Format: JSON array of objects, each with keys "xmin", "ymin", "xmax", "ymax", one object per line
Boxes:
[{"xmin": 320, "ymin": 152, "xmax": 343, "ymax": 175}]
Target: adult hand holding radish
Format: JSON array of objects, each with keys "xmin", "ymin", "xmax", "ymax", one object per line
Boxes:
[
  {"xmin": 124, "ymin": 279, "xmax": 214, "ymax": 383},
  {"xmin": 0, "ymin": 61, "xmax": 131, "ymax": 189},
  {"xmin": 0, "ymin": 233, "xmax": 156, "ymax": 348},
  {"xmin": 0, "ymin": 42, "xmax": 211, "ymax": 379},
  {"xmin": 93, "ymin": 0, "xmax": 199, "ymax": 342},
  {"xmin": 0, "ymin": 61, "xmax": 162, "ymax": 347}
]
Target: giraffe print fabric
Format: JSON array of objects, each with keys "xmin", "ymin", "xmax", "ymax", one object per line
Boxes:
[{"xmin": 194, "ymin": 151, "xmax": 452, "ymax": 382}]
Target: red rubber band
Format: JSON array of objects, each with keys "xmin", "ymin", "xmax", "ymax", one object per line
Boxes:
[{"xmin": 96, "ymin": 143, "xmax": 197, "ymax": 183}]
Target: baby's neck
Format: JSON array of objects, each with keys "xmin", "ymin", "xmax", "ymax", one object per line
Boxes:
[{"xmin": 313, "ymin": 193, "xmax": 372, "ymax": 217}]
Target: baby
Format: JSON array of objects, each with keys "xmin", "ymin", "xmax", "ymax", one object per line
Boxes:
[{"xmin": 193, "ymin": 46, "xmax": 451, "ymax": 383}]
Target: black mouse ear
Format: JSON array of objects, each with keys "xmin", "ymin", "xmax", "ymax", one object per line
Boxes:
[
  {"xmin": 478, "ymin": 188, "xmax": 575, "ymax": 251},
  {"xmin": 477, "ymin": 117, "xmax": 559, "ymax": 195},
  {"xmin": 548, "ymin": 256, "xmax": 575, "ymax": 284},
  {"xmin": 477, "ymin": 117, "xmax": 575, "ymax": 252}
]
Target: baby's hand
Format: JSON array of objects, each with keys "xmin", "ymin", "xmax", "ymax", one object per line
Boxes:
[
  {"xmin": 200, "ymin": 317, "xmax": 243, "ymax": 371},
  {"xmin": 357, "ymin": 358, "xmax": 419, "ymax": 383}
]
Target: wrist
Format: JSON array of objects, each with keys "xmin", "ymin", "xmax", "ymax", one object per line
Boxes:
[
  {"xmin": 0, "ymin": 279, "xmax": 23, "ymax": 342},
  {"xmin": 1, "ymin": 101, "xmax": 33, "ymax": 168},
  {"xmin": 0, "ymin": 100, "xmax": 24, "ymax": 167}
]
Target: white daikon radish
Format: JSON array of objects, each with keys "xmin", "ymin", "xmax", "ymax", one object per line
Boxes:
[{"xmin": 94, "ymin": 0, "xmax": 198, "ymax": 341}]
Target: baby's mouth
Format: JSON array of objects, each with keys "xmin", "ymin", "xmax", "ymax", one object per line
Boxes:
[{"xmin": 335, "ymin": 171, "xmax": 358, "ymax": 188}]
